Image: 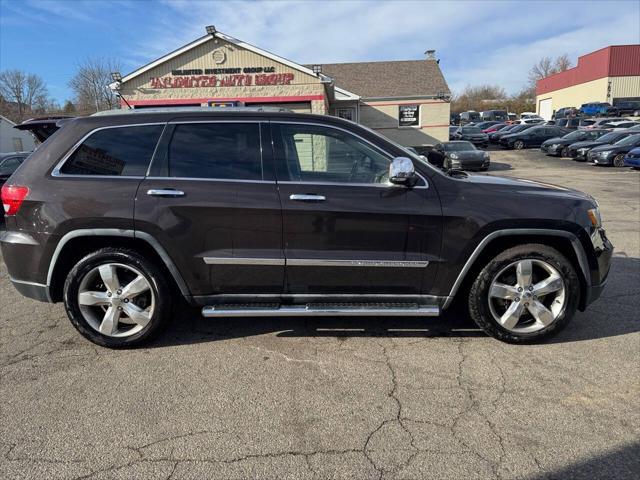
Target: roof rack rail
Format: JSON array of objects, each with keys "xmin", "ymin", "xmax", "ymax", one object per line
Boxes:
[{"xmin": 91, "ymin": 106, "xmax": 293, "ymax": 116}]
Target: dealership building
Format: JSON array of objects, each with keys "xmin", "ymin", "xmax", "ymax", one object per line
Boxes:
[
  {"xmin": 111, "ymin": 27, "xmax": 451, "ymax": 145},
  {"xmin": 535, "ymin": 44, "xmax": 640, "ymax": 120}
]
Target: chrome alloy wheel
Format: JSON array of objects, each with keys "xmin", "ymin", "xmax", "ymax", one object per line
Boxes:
[
  {"xmin": 488, "ymin": 259, "xmax": 566, "ymax": 333},
  {"xmin": 77, "ymin": 263, "xmax": 155, "ymax": 337}
]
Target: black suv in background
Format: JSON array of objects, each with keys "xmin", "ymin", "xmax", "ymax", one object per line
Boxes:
[
  {"xmin": 1, "ymin": 109, "xmax": 612, "ymax": 347},
  {"xmin": 541, "ymin": 129, "xmax": 610, "ymax": 157},
  {"xmin": 500, "ymin": 125, "xmax": 570, "ymax": 149}
]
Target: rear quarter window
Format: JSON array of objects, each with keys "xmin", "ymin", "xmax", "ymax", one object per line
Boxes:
[{"xmin": 59, "ymin": 125, "xmax": 164, "ymax": 176}]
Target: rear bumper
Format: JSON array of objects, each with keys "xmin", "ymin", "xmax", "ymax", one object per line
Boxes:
[
  {"xmin": 1, "ymin": 230, "xmax": 52, "ymax": 302},
  {"xmin": 9, "ymin": 278, "xmax": 51, "ymax": 302}
]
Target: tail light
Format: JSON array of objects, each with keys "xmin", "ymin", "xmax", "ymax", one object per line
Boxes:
[{"xmin": 1, "ymin": 185, "xmax": 29, "ymax": 215}]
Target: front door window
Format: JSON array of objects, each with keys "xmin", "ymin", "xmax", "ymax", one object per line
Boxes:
[{"xmin": 274, "ymin": 124, "xmax": 391, "ymax": 184}]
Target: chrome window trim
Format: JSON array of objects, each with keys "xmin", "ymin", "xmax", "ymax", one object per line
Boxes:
[
  {"xmin": 271, "ymin": 120, "xmax": 429, "ymax": 189},
  {"xmin": 145, "ymin": 176, "xmax": 275, "ymax": 184},
  {"xmin": 51, "ymin": 123, "xmax": 167, "ymax": 177},
  {"xmin": 443, "ymin": 228, "xmax": 591, "ymax": 309}
]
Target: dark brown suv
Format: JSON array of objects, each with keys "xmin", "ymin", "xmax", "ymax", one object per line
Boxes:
[{"xmin": 1, "ymin": 108, "xmax": 613, "ymax": 347}]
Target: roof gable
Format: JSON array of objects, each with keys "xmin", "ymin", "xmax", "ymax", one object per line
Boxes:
[{"xmin": 114, "ymin": 31, "xmax": 325, "ymax": 89}]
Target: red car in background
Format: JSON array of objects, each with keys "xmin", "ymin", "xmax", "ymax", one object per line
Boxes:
[{"xmin": 483, "ymin": 123, "xmax": 508, "ymax": 133}]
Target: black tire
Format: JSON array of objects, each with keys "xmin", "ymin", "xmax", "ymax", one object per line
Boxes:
[
  {"xmin": 468, "ymin": 244, "xmax": 579, "ymax": 343},
  {"xmin": 63, "ymin": 248, "xmax": 172, "ymax": 348},
  {"xmin": 513, "ymin": 140, "xmax": 525, "ymax": 150},
  {"xmin": 561, "ymin": 147, "xmax": 570, "ymax": 158},
  {"xmin": 612, "ymin": 154, "xmax": 625, "ymax": 168}
]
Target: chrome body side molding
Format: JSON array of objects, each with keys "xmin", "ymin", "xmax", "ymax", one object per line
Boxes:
[
  {"xmin": 202, "ymin": 257, "xmax": 428, "ymax": 268},
  {"xmin": 204, "ymin": 257, "xmax": 285, "ymax": 266},
  {"xmin": 287, "ymin": 259, "xmax": 429, "ymax": 268}
]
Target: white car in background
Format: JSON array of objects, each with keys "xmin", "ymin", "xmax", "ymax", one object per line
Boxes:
[{"xmin": 517, "ymin": 114, "xmax": 545, "ymax": 125}]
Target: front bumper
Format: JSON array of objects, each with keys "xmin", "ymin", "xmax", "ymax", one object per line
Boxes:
[
  {"xmin": 591, "ymin": 153, "xmax": 614, "ymax": 165},
  {"xmin": 581, "ymin": 227, "xmax": 613, "ymax": 310},
  {"xmin": 541, "ymin": 144, "xmax": 561, "ymax": 155}
]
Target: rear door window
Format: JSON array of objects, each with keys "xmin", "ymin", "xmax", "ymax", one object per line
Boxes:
[
  {"xmin": 60, "ymin": 125, "xmax": 164, "ymax": 176},
  {"xmin": 167, "ymin": 123, "xmax": 262, "ymax": 180}
]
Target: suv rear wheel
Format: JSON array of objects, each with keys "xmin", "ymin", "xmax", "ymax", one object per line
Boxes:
[
  {"xmin": 468, "ymin": 244, "xmax": 579, "ymax": 343},
  {"xmin": 63, "ymin": 248, "xmax": 172, "ymax": 348}
]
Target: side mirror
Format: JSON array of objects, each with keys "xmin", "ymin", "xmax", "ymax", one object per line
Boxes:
[{"xmin": 389, "ymin": 157, "xmax": 415, "ymax": 185}]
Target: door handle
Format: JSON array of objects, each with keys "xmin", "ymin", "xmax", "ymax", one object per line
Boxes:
[
  {"xmin": 289, "ymin": 194, "xmax": 326, "ymax": 202},
  {"xmin": 147, "ymin": 189, "xmax": 185, "ymax": 197}
]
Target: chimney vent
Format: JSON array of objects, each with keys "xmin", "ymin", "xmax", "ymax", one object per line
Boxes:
[{"xmin": 425, "ymin": 49, "xmax": 437, "ymax": 60}]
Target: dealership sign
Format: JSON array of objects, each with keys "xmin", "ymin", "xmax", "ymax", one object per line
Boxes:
[
  {"xmin": 398, "ymin": 105, "xmax": 420, "ymax": 127},
  {"xmin": 150, "ymin": 66, "xmax": 295, "ymax": 89}
]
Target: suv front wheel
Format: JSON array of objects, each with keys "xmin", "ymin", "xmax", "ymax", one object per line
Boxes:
[
  {"xmin": 63, "ymin": 248, "xmax": 172, "ymax": 348},
  {"xmin": 468, "ymin": 244, "xmax": 579, "ymax": 343}
]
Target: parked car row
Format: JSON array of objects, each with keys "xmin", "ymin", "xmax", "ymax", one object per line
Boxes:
[{"xmin": 541, "ymin": 127, "xmax": 640, "ymax": 168}]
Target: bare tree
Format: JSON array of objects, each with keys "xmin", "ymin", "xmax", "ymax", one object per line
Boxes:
[
  {"xmin": 69, "ymin": 57, "xmax": 121, "ymax": 113},
  {"xmin": 528, "ymin": 54, "xmax": 573, "ymax": 89},
  {"xmin": 554, "ymin": 54, "xmax": 572, "ymax": 72},
  {"xmin": 451, "ymin": 84, "xmax": 508, "ymax": 113},
  {"xmin": 528, "ymin": 57, "xmax": 555, "ymax": 86},
  {"xmin": 0, "ymin": 70, "xmax": 49, "ymax": 121}
]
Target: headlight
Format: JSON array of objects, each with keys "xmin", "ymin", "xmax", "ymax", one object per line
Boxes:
[
  {"xmin": 449, "ymin": 153, "xmax": 459, "ymax": 159},
  {"xmin": 483, "ymin": 152, "xmax": 489, "ymax": 159},
  {"xmin": 587, "ymin": 208, "xmax": 602, "ymax": 228},
  {"xmin": 577, "ymin": 148, "xmax": 588, "ymax": 154},
  {"xmin": 599, "ymin": 150, "xmax": 613, "ymax": 157}
]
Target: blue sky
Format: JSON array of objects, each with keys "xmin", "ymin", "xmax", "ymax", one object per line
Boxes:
[{"xmin": 1, "ymin": 0, "xmax": 639, "ymax": 103}]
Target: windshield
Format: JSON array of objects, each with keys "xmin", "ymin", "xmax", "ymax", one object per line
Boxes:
[
  {"xmin": 510, "ymin": 125, "xmax": 529, "ymax": 133},
  {"xmin": 461, "ymin": 127, "xmax": 482, "ymax": 134},
  {"xmin": 614, "ymin": 134, "xmax": 640, "ymax": 146},
  {"xmin": 445, "ymin": 142, "xmax": 476, "ymax": 151}
]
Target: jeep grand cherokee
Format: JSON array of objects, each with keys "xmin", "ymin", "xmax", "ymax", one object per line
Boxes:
[{"xmin": 1, "ymin": 108, "xmax": 613, "ymax": 347}]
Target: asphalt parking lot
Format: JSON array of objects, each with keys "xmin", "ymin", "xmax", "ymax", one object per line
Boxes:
[{"xmin": 1, "ymin": 149, "xmax": 638, "ymax": 480}]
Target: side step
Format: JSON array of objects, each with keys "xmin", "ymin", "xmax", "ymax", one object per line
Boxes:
[{"xmin": 202, "ymin": 303, "xmax": 440, "ymax": 318}]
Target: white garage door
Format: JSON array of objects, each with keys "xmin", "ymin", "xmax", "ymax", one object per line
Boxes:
[{"xmin": 538, "ymin": 98, "xmax": 553, "ymax": 120}]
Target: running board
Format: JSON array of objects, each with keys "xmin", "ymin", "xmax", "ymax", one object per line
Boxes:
[{"xmin": 201, "ymin": 303, "xmax": 440, "ymax": 318}]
